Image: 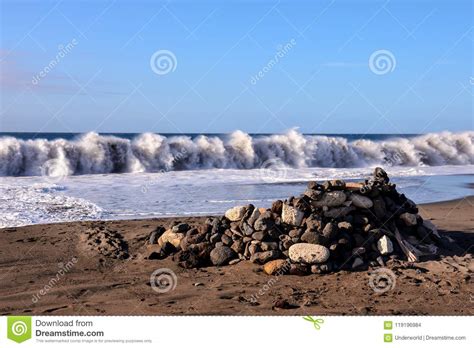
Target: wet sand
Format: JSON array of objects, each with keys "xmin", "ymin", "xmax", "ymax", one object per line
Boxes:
[{"xmin": 0, "ymin": 196, "xmax": 472, "ymax": 316}]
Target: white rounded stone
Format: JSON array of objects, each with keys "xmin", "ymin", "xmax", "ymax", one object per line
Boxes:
[
  {"xmin": 289, "ymin": 243, "xmax": 330, "ymax": 264},
  {"xmin": 225, "ymin": 206, "xmax": 247, "ymax": 221}
]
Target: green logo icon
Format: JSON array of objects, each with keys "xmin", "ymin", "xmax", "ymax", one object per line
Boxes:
[
  {"xmin": 303, "ymin": 316, "xmax": 324, "ymax": 330},
  {"xmin": 384, "ymin": 321, "xmax": 393, "ymax": 330},
  {"xmin": 7, "ymin": 316, "xmax": 32, "ymax": 343},
  {"xmin": 384, "ymin": 333, "xmax": 393, "ymax": 343}
]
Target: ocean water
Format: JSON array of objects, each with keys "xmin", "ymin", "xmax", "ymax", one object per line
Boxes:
[{"xmin": 0, "ymin": 130, "xmax": 473, "ymax": 227}]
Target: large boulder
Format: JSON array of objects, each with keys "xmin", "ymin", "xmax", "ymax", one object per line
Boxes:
[
  {"xmin": 349, "ymin": 193, "xmax": 373, "ymax": 209},
  {"xmin": 288, "ymin": 243, "xmax": 330, "ymax": 264},
  {"xmin": 312, "ymin": 191, "xmax": 347, "ymax": 207},
  {"xmin": 210, "ymin": 246, "xmax": 236, "ymax": 266}
]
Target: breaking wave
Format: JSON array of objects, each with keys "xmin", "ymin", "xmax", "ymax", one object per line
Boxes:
[{"xmin": 0, "ymin": 130, "xmax": 472, "ymax": 177}]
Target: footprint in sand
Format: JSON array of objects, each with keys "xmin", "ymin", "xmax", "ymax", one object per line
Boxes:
[{"xmin": 79, "ymin": 227, "xmax": 129, "ymax": 260}]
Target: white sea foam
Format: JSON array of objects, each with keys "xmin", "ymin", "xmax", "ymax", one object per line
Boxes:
[
  {"xmin": 0, "ymin": 183, "xmax": 103, "ymax": 228},
  {"xmin": 1, "ymin": 130, "xmax": 472, "ymax": 176}
]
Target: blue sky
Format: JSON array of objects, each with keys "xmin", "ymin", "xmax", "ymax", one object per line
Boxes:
[{"xmin": 0, "ymin": 0, "xmax": 472, "ymax": 134}]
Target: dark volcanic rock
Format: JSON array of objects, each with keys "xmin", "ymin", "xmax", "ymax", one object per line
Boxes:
[
  {"xmin": 254, "ymin": 211, "xmax": 275, "ymax": 231},
  {"xmin": 301, "ymin": 230, "xmax": 324, "ymax": 244},
  {"xmin": 221, "ymin": 234, "xmax": 233, "ymax": 246},
  {"xmin": 271, "ymin": 200, "xmax": 283, "ymax": 215},
  {"xmin": 147, "ymin": 245, "xmax": 167, "ymax": 260},
  {"xmin": 189, "ymin": 242, "xmax": 213, "ymax": 259},
  {"xmin": 289, "ymin": 229, "xmax": 303, "ymax": 238},
  {"xmin": 261, "ymin": 241, "xmax": 278, "ymax": 251},
  {"xmin": 173, "ymin": 250, "xmax": 200, "ymax": 269},
  {"xmin": 210, "ymin": 246, "xmax": 236, "ymax": 266},
  {"xmin": 322, "ymin": 222, "xmax": 338, "ymax": 240},
  {"xmin": 148, "ymin": 226, "xmax": 165, "ymax": 244},
  {"xmin": 249, "ymin": 242, "xmax": 261, "ymax": 254},
  {"xmin": 323, "ymin": 179, "xmax": 346, "ymax": 191},
  {"xmin": 172, "ymin": 223, "xmax": 190, "ymax": 233},
  {"xmin": 306, "ymin": 216, "xmax": 323, "ymax": 231},
  {"xmin": 289, "ymin": 263, "xmax": 309, "ymax": 276},
  {"xmin": 231, "ymin": 240, "xmax": 245, "ymax": 254},
  {"xmin": 161, "ymin": 242, "xmax": 177, "ymax": 255},
  {"xmin": 240, "ymin": 221, "xmax": 254, "ymax": 236},
  {"xmin": 250, "ymin": 250, "xmax": 281, "ymax": 264},
  {"xmin": 252, "ymin": 231, "xmax": 266, "ymax": 241},
  {"xmin": 304, "ymin": 189, "xmax": 322, "ymax": 200},
  {"xmin": 209, "ymin": 233, "xmax": 222, "ymax": 244},
  {"xmin": 307, "ymin": 181, "xmax": 322, "ymax": 190},
  {"xmin": 373, "ymin": 197, "xmax": 387, "ymax": 220}
]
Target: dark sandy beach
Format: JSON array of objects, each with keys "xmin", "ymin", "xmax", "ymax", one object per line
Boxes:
[{"xmin": 0, "ymin": 196, "xmax": 472, "ymax": 316}]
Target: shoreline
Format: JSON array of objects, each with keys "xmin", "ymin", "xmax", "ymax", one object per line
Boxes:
[
  {"xmin": 419, "ymin": 195, "xmax": 474, "ymax": 206},
  {"xmin": 2, "ymin": 171, "xmax": 472, "ymax": 229},
  {"xmin": 0, "ymin": 196, "xmax": 472, "ymax": 315},
  {"xmin": 1, "ymin": 195, "xmax": 473, "ymax": 231}
]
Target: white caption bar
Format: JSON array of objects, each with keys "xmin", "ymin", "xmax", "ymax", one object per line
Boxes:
[{"xmin": 0, "ymin": 316, "xmax": 472, "ymax": 347}]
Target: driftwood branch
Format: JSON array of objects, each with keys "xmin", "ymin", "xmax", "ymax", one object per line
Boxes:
[
  {"xmin": 345, "ymin": 182, "xmax": 364, "ymax": 191},
  {"xmin": 391, "ymin": 225, "xmax": 421, "ymax": 262}
]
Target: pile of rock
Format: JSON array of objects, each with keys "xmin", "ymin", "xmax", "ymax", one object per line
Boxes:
[{"xmin": 146, "ymin": 168, "xmax": 445, "ymax": 275}]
